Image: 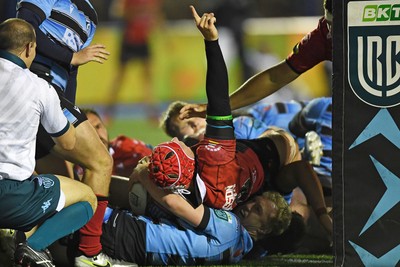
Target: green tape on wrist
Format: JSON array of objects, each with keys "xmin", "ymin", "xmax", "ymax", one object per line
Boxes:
[{"xmin": 206, "ymin": 114, "xmax": 233, "ymax": 120}]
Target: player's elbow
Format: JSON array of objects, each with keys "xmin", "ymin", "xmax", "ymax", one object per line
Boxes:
[
  {"xmin": 58, "ymin": 135, "xmax": 76, "ymax": 151},
  {"xmin": 54, "ymin": 125, "xmax": 77, "ymax": 151}
]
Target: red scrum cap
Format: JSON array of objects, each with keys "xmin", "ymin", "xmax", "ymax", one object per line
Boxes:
[{"xmin": 149, "ymin": 141, "xmax": 195, "ymax": 190}]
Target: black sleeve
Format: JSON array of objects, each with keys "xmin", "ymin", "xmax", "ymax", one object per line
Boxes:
[
  {"xmin": 205, "ymin": 40, "xmax": 230, "ymax": 117},
  {"xmin": 17, "ymin": 3, "xmax": 73, "ymax": 66},
  {"xmin": 195, "ymin": 206, "xmax": 211, "ymax": 231},
  {"xmin": 204, "ymin": 40, "xmax": 234, "ymax": 140}
]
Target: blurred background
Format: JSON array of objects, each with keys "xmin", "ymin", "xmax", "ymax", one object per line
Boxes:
[{"xmin": 1, "ymin": 0, "xmax": 331, "ymax": 145}]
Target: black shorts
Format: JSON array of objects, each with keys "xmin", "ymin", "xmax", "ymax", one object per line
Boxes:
[
  {"xmin": 35, "ymin": 85, "xmax": 87, "ymax": 159},
  {"xmin": 120, "ymin": 43, "xmax": 150, "ymax": 63},
  {"xmin": 101, "ymin": 209, "xmax": 146, "ymax": 264}
]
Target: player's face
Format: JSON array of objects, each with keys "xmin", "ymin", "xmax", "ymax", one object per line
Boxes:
[
  {"xmin": 172, "ymin": 116, "xmax": 206, "ymax": 140},
  {"xmin": 87, "ymin": 113, "xmax": 109, "ymax": 148},
  {"xmin": 171, "ymin": 137, "xmax": 195, "ymax": 159},
  {"xmin": 234, "ymin": 195, "xmax": 278, "ymax": 239}
]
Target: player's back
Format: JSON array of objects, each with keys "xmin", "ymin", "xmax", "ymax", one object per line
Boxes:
[
  {"xmin": 248, "ymin": 100, "xmax": 306, "ymax": 132},
  {"xmin": 0, "ymin": 55, "xmax": 56, "ymax": 179}
]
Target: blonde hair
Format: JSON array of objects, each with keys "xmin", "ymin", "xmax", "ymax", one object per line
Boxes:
[{"xmin": 263, "ymin": 191, "xmax": 292, "ymax": 236}]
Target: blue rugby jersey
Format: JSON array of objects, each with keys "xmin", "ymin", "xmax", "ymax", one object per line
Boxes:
[
  {"xmin": 17, "ymin": 0, "xmax": 97, "ymax": 99},
  {"xmin": 142, "ymin": 207, "xmax": 253, "ymax": 265},
  {"xmin": 247, "ymin": 100, "xmax": 305, "ymax": 133},
  {"xmin": 103, "ymin": 207, "xmax": 253, "ymax": 265},
  {"xmin": 233, "ymin": 98, "xmax": 332, "ymax": 179}
]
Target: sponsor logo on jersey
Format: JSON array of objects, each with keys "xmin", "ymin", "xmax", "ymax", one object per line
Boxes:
[
  {"xmin": 205, "ymin": 143, "xmax": 222, "ymax": 152},
  {"xmin": 214, "ymin": 209, "xmax": 232, "ymax": 223},
  {"xmin": 222, "ymin": 184, "xmax": 237, "ymax": 210},
  {"xmin": 86, "ymin": 19, "xmax": 91, "ymax": 31},
  {"xmin": 236, "ymin": 178, "xmax": 252, "ymax": 204},
  {"xmin": 63, "ymin": 108, "xmax": 79, "ymax": 124},
  {"xmin": 38, "ymin": 176, "xmax": 55, "ymax": 189},
  {"xmin": 41, "ymin": 198, "xmax": 52, "ymax": 213},
  {"xmin": 73, "ymin": 105, "xmax": 81, "ymax": 113}
]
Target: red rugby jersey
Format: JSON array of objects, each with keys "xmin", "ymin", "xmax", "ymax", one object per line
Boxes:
[
  {"xmin": 286, "ymin": 17, "xmax": 332, "ymax": 74},
  {"xmin": 196, "ymin": 138, "xmax": 265, "ymax": 210}
]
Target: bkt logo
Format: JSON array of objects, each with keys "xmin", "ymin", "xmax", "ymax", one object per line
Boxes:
[
  {"xmin": 363, "ymin": 4, "xmax": 400, "ymax": 22},
  {"xmin": 348, "ymin": 28, "xmax": 400, "ymax": 107}
]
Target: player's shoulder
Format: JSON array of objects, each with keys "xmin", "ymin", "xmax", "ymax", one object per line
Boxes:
[
  {"xmin": 210, "ymin": 209, "xmax": 237, "ymax": 222},
  {"xmin": 13, "ymin": 65, "xmax": 52, "ymax": 93},
  {"xmin": 29, "ymin": 72, "xmax": 54, "ymax": 95},
  {"xmin": 208, "ymin": 208, "xmax": 242, "ymax": 233}
]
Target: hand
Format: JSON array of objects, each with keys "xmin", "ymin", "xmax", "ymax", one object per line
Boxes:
[
  {"xmin": 179, "ymin": 103, "xmax": 207, "ymax": 120},
  {"xmin": 71, "ymin": 44, "xmax": 110, "ymax": 66},
  {"xmin": 128, "ymin": 158, "xmax": 150, "ymax": 189},
  {"xmin": 138, "ymin": 155, "xmax": 151, "ymax": 165},
  {"xmin": 190, "ymin": 5, "xmax": 218, "ymax": 41}
]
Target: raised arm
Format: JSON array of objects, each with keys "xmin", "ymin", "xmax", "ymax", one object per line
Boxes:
[
  {"xmin": 179, "ymin": 58, "xmax": 299, "ymax": 120},
  {"xmin": 275, "ymin": 160, "xmax": 332, "ymax": 236},
  {"xmin": 229, "ymin": 61, "xmax": 299, "ymax": 110},
  {"xmin": 190, "ymin": 6, "xmax": 234, "ymax": 140}
]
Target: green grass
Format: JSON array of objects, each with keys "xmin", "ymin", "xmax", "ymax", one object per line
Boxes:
[
  {"xmin": 107, "ymin": 117, "xmax": 170, "ymax": 146},
  {"xmin": 243, "ymin": 254, "xmax": 333, "ymax": 266}
]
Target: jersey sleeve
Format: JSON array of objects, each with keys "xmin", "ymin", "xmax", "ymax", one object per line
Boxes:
[
  {"xmin": 204, "ymin": 40, "xmax": 234, "ymax": 140},
  {"xmin": 285, "ymin": 17, "xmax": 332, "ymax": 74},
  {"xmin": 17, "ymin": 0, "xmax": 57, "ymax": 18},
  {"xmin": 38, "ymin": 81, "xmax": 69, "ymax": 136}
]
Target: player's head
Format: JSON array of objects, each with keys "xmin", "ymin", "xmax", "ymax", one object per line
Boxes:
[
  {"xmin": 0, "ymin": 18, "xmax": 36, "ymax": 67},
  {"xmin": 82, "ymin": 108, "xmax": 109, "ymax": 148},
  {"xmin": 234, "ymin": 191, "xmax": 292, "ymax": 241},
  {"xmin": 160, "ymin": 101, "xmax": 206, "ymax": 141},
  {"xmin": 257, "ymin": 211, "xmax": 306, "ymax": 254},
  {"xmin": 149, "ymin": 137, "xmax": 195, "ymax": 190}
]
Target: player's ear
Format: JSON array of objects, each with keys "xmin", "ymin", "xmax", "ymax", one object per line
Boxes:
[{"xmin": 26, "ymin": 41, "xmax": 35, "ymax": 57}]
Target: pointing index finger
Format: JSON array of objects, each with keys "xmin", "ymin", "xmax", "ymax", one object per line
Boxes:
[{"xmin": 190, "ymin": 5, "xmax": 201, "ymax": 23}]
